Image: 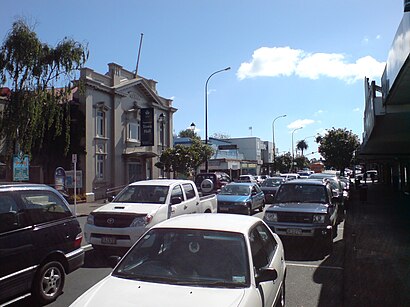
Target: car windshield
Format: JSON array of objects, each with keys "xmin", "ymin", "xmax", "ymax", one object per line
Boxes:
[
  {"xmin": 219, "ymin": 185, "xmax": 251, "ymax": 196},
  {"xmin": 275, "ymin": 184, "xmax": 327, "ymax": 203},
  {"xmin": 113, "ymin": 185, "xmax": 169, "ymax": 204},
  {"xmin": 261, "ymin": 178, "xmax": 283, "ymax": 187},
  {"xmin": 113, "ymin": 228, "xmax": 249, "ymax": 288}
]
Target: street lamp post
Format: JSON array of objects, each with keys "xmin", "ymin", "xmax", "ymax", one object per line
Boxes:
[
  {"xmin": 291, "ymin": 127, "xmax": 303, "ymax": 172},
  {"xmin": 272, "ymin": 114, "xmax": 287, "ymax": 175},
  {"xmin": 205, "ymin": 67, "xmax": 230, "ymax": 172}
]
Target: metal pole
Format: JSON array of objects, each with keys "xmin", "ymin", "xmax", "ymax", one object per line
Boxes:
[
  {"xmin": 205, "ymin": 67, "xmax": 230, "ymax": 172},
  {"xmin": 291, "ymin": 127, "xmax": 303, "ymax": 172},
  {"xmin": 272, "ymin": 114, "xmax": 286, "ymax": 175}
]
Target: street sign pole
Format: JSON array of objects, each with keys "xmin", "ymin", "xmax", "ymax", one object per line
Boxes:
[{"xmin": 72, "ymin": 154, "xmax": 77, "ymax": 216}]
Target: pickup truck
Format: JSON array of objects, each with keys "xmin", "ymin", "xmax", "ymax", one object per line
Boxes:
[
  {"xmin": 263, "ymin": 179, "xmax": 339, "ymax": 253},
  {"xmin": 84, "ymin": 179, "xmax": 217, "ymax": 252}
]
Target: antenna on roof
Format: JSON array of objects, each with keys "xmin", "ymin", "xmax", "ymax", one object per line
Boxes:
[{"xmin": 135, "ymin": 33, "xmax": 144, "ymax": 78}]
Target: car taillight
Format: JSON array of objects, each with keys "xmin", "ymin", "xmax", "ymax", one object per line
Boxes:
[{"xmin": 74, "ymin": 233, "xmax": 83, "ymax": 249}]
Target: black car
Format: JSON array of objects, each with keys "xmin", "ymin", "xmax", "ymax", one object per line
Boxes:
[
  {"xmin": 0, "ymin": 183, "xmax": 84, "ymax": 305},
  {"xmin": 260, "ymin": 176, "xmax": 286, "ymax": 204}
]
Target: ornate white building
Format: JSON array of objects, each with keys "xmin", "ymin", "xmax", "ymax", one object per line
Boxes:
[{"xmin": 75, "ymin": 63, "xmax": 176, "ymax": 199}]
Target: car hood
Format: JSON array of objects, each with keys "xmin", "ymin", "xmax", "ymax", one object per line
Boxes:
[
  {"xmin": 71, "ymin": 276, "xmax": 246, "ymax": 307},
  {"xmin": 92, "ymin": 202, "xmax": 162, "ymax": 215},
  {"xmin": 217, "ymin": 195, "xmax": 250, "ymax": 203},
  {"xmin": 266, "ymin": 202, "xmax": 328, "ymax": 214}
]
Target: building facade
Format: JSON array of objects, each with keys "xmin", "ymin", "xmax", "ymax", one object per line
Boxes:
[{"xmin": 75, "ymin": 63, "xmax": 176, "ymax": 199}]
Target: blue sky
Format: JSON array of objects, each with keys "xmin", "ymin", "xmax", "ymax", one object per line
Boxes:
[{"xmin": 1, "ymin": 0, "xmax": 404, "ymax": 159}]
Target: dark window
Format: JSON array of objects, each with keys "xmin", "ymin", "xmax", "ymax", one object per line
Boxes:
[
  {"xmin": 19, "ymin": 190, "xmax": 71, "ymax": 224},
  {"xmin": 0, "ymin": 193, "xmax": 20, "ymax": 233},
  {"xmin": 171, "ymin": 185, "xmax": 184, "ymax": 200},
  {"xmin": 182, "ymin": 183, "xmax": 196, "ymax": 200},
  {"xmin": 249, "ymin": 223, "xmax": 277, "ymax": 269}
]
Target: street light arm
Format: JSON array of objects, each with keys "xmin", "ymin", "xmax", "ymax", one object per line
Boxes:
[{"xmin": 204, "ymin": 66, "xmax": 230, "ymax": 172}]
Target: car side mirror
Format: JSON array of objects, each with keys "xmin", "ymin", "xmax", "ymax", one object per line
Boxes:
[
  {"xmin": 171, "ymin": 197, "xmax": 182, "ymax": 205},
  {"xmin": 108, "ymin": 195, "xmax": 115, "ymax": 202},
  {"xmin": 256, "ymin": 267, "xmax": 278, "ymax": 284}
]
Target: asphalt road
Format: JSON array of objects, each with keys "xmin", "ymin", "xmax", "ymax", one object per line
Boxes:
[{"xmin": 11, "ymin": 214, "xmax": 345, "ymax": 307}]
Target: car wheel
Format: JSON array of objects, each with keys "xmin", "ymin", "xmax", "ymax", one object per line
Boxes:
[
  {"xmin": 276, "ymin": 280, "xmax": 286, "ymax": 307},
  {"xmin": 247, "ymin": 204, "xmax": 252, "ymax": 215},
  {"xmin": 32, "ymin": 260, "xmax": 65, "ymax": 304},
  {"xmin": 260, "ymin": 201, "xmax": 265, "ymax": 212}
]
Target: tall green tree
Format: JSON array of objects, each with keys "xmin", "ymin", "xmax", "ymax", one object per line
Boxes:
[
  {"xmin": 0, "ymin": 19, "xmax": 88, "ymax": 178},
  {"xmin": 296, "ymin": 139, "xmax": 308, "ymax": 156},
  {"xmin": 155, "ymin": 138, "xmax": 214, "ymax": 178},
  {"xmin": 316, "ymin": 128, "xmax": 360, "ymax": 172},
  {"xmin": 178, "ymin": 128, "xmax": 200, "ymax": 140}
]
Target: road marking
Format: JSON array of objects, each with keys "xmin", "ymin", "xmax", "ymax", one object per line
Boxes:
[{"xmin": 286, "ymin": 262, "xmax": 344, "ymax": 270}]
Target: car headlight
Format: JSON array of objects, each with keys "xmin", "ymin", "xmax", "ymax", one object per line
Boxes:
[
  {"xmin": 236, "ymin": 202, "xmax": 247, "ymax": 206},
  {"xmin": 313, "ymin": 214, "xmax": 325, "ymax": 223},
  {"xmin": 86, "ymin": 214, "xmax": 94, "ymax": 225},
  {"xmin": 130, "ymin": 215, "xmax": 152, "ymax": 227},
  {"xmin": 264, "ymin": 212, "xmax": 277, "ymax": 222}
]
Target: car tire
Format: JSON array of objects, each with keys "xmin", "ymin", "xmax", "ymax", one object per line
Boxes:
[
  {"xmin": 260, "ymin": 201, "xmax": 265, "ymax": 212},
  {"xmin": 32, "ymin": 260, "xmax": 65, "ymax": 305},
  {"xmin": 247, "ymin": 204, "xmax": 252, "ymax": 215}
]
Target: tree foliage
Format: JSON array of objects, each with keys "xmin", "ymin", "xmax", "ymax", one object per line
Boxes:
[
  {"xmin": 155, "ymin": 138, "xmax": 214, "ymax": 178},
  {"xmin": 296, "ymin": 139, "xmax": 308, "ymax": 156},
  {"xmin": 274, "ymin": 152, "xmax": 292, "ymax": 174},
  {"xmin": 0, "ymin": 19, "xmax": 88, "ymax": 170},
  {"xmin": 316, "ymin": 128, "xmax": 360, "ymax": 171},
  {"xmin": 178, "ymin": 128, "xmax": 200, "ymax": 140}
]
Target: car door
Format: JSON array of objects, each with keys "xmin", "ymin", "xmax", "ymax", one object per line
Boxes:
[
  {"xmin": 181, "ymin": 183, "xmax": 199, "ymax": 213},
  {"xmin": 169, "ymin": 184, "xmax": 189, "ymax": 218},
  {"xmin": 249, "ymin": 223, "xmax": 282, "ymax": 307},
  {"xmin": 0, "ymin": 191, "xmax": 33, "ymax": 303}
]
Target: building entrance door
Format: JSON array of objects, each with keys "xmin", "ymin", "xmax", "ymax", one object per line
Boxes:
[{"xmin": 128, "ymin": 161, "xmax": 143, "ymax": 183}]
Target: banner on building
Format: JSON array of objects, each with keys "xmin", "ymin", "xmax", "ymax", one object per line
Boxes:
[
  {"xmin": 13, "ymin": 154, "xmax": 29, "ymax": 181},
  {"xmin": 141, "ymin": 108, "xmax": 154, "ymax": 146}
]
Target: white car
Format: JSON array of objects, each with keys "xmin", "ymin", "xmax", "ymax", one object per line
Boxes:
[{"xmin": 71, "ymin": 214, "xmax": 286, "ymax": 307}]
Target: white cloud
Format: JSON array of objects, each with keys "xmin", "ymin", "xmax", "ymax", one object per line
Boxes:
[
  {"xmin": 353, "ymin": 107, "xmax": 361, "ymax": 112},
  {"xmin": 314, "ymin": 110, "xmax": 324, "ymax": 116},
  {"xmin": 237, "ymin": 46, "xmax": 386, "ymax": 84},
  {"xmin": 376, "ymin": 34, "xmax": 381, "ymax": 40},
  {"xmin": 287, "ymin": 119, "xmax": 315, "ymax": 130}
]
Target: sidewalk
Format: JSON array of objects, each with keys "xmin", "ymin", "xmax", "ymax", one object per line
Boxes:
[
  {"xmin": 343, "ymin": 182, "xmax": 410, "ymax": 306},
  {"xmin": 69, "ymin": 199, "xmax": 107, "ymax": 217}
]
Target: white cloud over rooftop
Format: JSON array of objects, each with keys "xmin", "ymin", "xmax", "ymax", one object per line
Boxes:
[{"xmin": 237, "ymin": 46, "xmax": 386, "ymax": 84}]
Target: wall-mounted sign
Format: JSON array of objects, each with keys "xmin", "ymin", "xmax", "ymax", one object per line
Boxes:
[
  {"xmin": 54, "ymin": 167, "xmax": 66, "ymax": 191},
  {"xmin": 66, "ymin": 170, "xmax": 83, "ymax": 189},
  {"xmin": 140, "ymin": 107, "xmax": 154, "ymax": 146},
  {"xmin": 13, "ymin": 154, "xmax": 29, "ymax": 181}
]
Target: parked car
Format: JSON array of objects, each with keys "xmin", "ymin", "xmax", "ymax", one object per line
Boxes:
[
  {"xmin": 279, "ymin": 173, "xmax": 300, "ymax": 181},
  {"xmin": 217, "ymin": 182, "xmax": 265, "ymax": 215},
  {"xmin": 237, "ymin": 174, "xmax": 258, "ymax": 184},
  {"xmin": 260, "ymin": 176, "xmax": 286, "ymax": 204},
  {"xmin": 308, "ymin": 173, "xmax": 345, "ymax": 210},
  {"xmin": 85, "ymin": 180, "xmax": 217, "ymax": 254},
  {"xmin": 194, "ymin": 172, "xmax": 232, "ymax": 195},
  {"xmin": 0, "ymin": 183, "xmax": 84, "ymax": 306},
  {"xmin": 71, "ymin": 214, "xmax": 286, "ymax": 307},
  {"xmin": 263, "ymin": 179, "xmax": 339, "ymax": 253}
]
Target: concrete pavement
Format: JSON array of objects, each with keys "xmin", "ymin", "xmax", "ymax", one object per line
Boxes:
[
  {"xmin": 70, "ymin": 181, "xmax": 410, "ymax": 306},
  {"xmin": 343, "ymin": 182, "xmax": 410, "ymax": 306}
]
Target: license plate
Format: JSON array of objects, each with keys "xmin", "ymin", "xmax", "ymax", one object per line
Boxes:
[
  {"xmin": 101, "ymin": 237, "xmax": 117, "ymax": 244},
  {"xmin": 218, "ymin": 207, "xmax": 229, "ymax": 212},
  {"xmin": 286, "ymin": 228, "xmax": 302, "ymax": 235}
]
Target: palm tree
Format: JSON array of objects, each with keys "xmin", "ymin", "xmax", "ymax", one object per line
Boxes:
[{"xmin": 296, "ymin": 140, "xmax": 308, "ymax": 156}]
